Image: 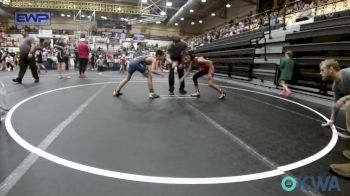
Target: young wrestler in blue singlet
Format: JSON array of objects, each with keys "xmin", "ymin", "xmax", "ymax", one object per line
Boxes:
[{"xmin": 113, "ymin": 50, "xmax": 165, "ymax": 99}]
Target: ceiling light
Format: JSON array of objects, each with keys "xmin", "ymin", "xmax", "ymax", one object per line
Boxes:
[
  {"xmin": 160, "ymin": 11, "xmax": 166, "ymax": 16},
  {"xmin": 211, "ymin": 13, "xmax": 215, "ymax": 16},
  {"xmin": 156, "ymin": 21, "xmax": 161, "ymax": 24},
  {"xmin": 190, "ymin": 9, "xmax": 194, "ymax": 13},
  {"xmin": 191, "ymin": 22, "xmax": 195, "ymax": 25},
  {"xmin": 199, "ymin": 20, "xmax": 203, "ymax": 23},
  {"xmin": 141, "ymin": 0, "xmax": 147, "ymax": 3},
  {"xmin": 175, "ymin": 23, "xmax": 178, "ymax": 26},
  {"xmin": 67, "ymin": 15, "xmax": 71, "ymax": 17},
  {"xmin": 61, "ymin": 13, "xmax": 65, "ymax": 17},
  {"xmin": 81, "ymin": 15, "xmax": 85, "ymax": 18},
  {"xmin": 201, "ymin": 0, "xmax": 206, "ymax": 2},
  {"xmin": 180, "ymin": 17, "xmax": 184, "ymax": 21},
  {"xmin": 166, "ymin": 2, "xmax": 172, "ymax": 7},
  {"xmin": 226, "ymin": 4, "xmax": 231, "ymax": 8},
  {"xmin": 118, "ymin": 7, "xmax": 121, "ymax": 11},
  {"xmin": 139, "ymin": 20, "xmax": 143, "ymax": 22}
]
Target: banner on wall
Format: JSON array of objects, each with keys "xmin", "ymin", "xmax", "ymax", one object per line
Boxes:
[
  {"xmin": 101, "ymin": 32, "xmax": 113, "ymax": 38},
  {"xmin": 15, "ymin": 12, "xmax": 51, "ymax": 26},
  {"xmin": 133, "ymin": 34, "xmax": 144, "ymax": 41},
  {"xmin": 113, "ymin": 32, "xmax": 127, "ymax": 40}
]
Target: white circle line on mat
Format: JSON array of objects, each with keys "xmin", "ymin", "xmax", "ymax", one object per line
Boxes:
[{"xmin": 5, "ymin": 82, "xmax": 338, "ymax": 184}]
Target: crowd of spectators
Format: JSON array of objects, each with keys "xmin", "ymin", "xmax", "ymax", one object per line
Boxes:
[
  {"xmin": 6, "ymin": 25, "xmax": 39, "ymax": 34},
  {"xmin": 188, "ymin": 0, "xmax": 337, "ymax": 48}
]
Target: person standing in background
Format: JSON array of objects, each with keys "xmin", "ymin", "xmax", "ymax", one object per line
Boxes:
[
  {"xmin": 64, "ymin": 44, "xmax": 70, "ymax": 71},
  {"xmin": 42, "ymin": 48, "xmax": 49, "ymax": 71},
  {"xmin": 77, "ymin": 37, "xmax": 89, "ymax": 78},
  {"xmin": 279, "ymin": 50, "xmax": 294, "ymax": 97},
  {"xmin": 12, "ymin": 27, "xmax": 39, "ymax": 84},
  {"xmin": 320, "ymin": 59, "xmax": 350, "ymax": 178},
  {"xmin": 91, "ymin": 52, "xmax": 95, "ymax": 71},
  {"xmin": 35, "ymin": 48, "xmax": 47, "ymax": 73},
  {"xmin": 54, "ymin": 38, "xmax": 70, "ymax": 79}
]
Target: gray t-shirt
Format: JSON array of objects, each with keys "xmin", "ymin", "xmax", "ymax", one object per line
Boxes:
[
  {"xmin": 333, "ymin": 68, "xmax": 350, "ymax": 101},
  {"xmin": 19, "ymin": 36, "xmax": 35, "ymax": 54}
]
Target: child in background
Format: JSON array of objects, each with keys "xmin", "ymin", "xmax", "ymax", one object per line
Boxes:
[
  {"xmin": 279, "ymin": 50, "xmax": 294, "ymax": 97},
  {"xmin": 95, "ymin": 56, "xmax": 105, "ymax": 72}
]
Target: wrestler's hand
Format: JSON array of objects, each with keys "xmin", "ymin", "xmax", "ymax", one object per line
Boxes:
[
  {"xmin": 321, "ymin": 120, "xmax": 334, "ymax": 127},
  {"xmin": 179, "ymin": 77, "xmax": 185, "ymax": 84}
]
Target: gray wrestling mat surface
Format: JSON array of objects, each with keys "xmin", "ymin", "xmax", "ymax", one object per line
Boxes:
[{"xmin": 0, "ymin": 71, "xmax": 349, "ymax": 196}]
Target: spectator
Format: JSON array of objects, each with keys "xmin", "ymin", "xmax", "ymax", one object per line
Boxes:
[
  {"xmin": 320, "ymin": 59, "xmax": 350, "ymax": 178},
  {"xmin": 12, "ymin": 27, "xmax": 39, "ymax": 84},
  {"xmin": 5, "ymin": 54, "xmax": 14, "ymax": 71},
  {"xmin": 95, "ymin": 56, "xmax": 106, "ymax": 72},
  {"xmin": 35, "ymin": 48, "xmax": 47, "ymax": 73},
  {"xmin": 54, "ymin": 38, "xmax": 70, "ymax": 78},
  {"xmin": 42, "ymin": 48, "xmax": 49, "ymax": 70},
  {"xmin": 278, "ymin": 51, "xmax": 294, "ymax": 97},
  {"xmin": 77, "ymin": 38, "xmax": 90, "ymax": 78}
]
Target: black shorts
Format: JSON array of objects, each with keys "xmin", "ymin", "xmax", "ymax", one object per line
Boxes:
[
  {"xmin": 57, "ymin": 52, "xmax": 64, "ymax": 63},
  {"xmin": 170, "ymin": 57, "xmax": 182, "ymax": 62},
  {"xmin": 57, "ymin": 58, "xmax": 64, "ymax": 63}
]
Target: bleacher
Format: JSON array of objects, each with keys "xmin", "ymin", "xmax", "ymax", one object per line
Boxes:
[
  {"xmin": 193, "ymin": 27, "xmax": 270, "ymax": 80},
  {"xmin": 192, "ymin": 0, "xmax": 350, "ymax": 96},
  {"xmin": 283, "ymin": 12, "xmax": 350, "ymax": 93}
]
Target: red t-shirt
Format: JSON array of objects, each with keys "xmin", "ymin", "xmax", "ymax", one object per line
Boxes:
[{"xmin": 77, "ymin": 42, "xmax": 89, "ymax": 59}]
